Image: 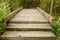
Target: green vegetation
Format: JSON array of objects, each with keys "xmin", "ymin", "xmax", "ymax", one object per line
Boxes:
[
  {"xmin": 0, "ymin": 2, "xmax": 10, "ymax": 22},
  {"xmin": 0, "ymin": 0, "xmax": 60, "ymax": 36},
  {"xmin": 22, "ymin": 0, "xmax": 39, "ymax": 8},
  {"xmin": 52, "ymin": 13, "xmax": 60, "ymax": 20},
  {"xmin": 51, "ymin": 21, "xmax": 60, "ymax": 37},
  {"xmin": 4, "ymin": 0, "xmax": 21, "ymax": 11},
  {"xmin": 39, "ymin": 0, "xmax": 51, "ymax": 13},
  {"xmin": 39, "ymin": 0, "xmax": 60, "ymax": 37},
  {"xmin": 9, "ymin": 0, "xmax": 21, "ymax": 11},
  {"xmin": 0, "ymin": 0, "xmax": 21, "ymax": 33},
  {"xmin": 39, "ymin": 0, "xmax": 60, "ymax": 20},
  {"xmin": 0, "ymin": 1, "xmax": 10, "ymax": 33}
]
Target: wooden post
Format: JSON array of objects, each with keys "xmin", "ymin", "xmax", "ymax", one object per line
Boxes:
[{"xmin": 50, "ymin": 0, "xmax": 54, "ymax": 15}]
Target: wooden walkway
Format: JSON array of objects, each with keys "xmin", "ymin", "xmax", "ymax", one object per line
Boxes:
[
  {"xmin": 9, "ymin": 9, "xmax": 48, "ymax": 23},
  {"xmin": 1, "ymin": 8, "xmax": 56, "ymax": 40}
]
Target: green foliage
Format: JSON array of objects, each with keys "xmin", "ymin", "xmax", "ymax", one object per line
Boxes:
[
  {"xmin": 53, "ymin": 0, "xmax": 60, "ymax": 13},
  {"xmin": 9, "ymin": 0, "xmax": 20, "ymax": 11},
  {"xmin": 0, "ymin": 2, "xmax": 10, "ymax": 33},
  {"xmin": 3, "ymin": 0, "xmax": 21, "ymax": 11},
  {"xmin": 51, "ymin": 21, "xmax": 60, "ymax": 37},
  {"xmin": 54, "ymin": 0, "xmax": 60, "ymax": 8},
  {"xmin": 52, "ymin": 13, "xmax": 60, "ymax": 20},
  {"xmin": 0, "ymin": 0, "xmax": 2, "ymax": 3},
  {"xmin": 0, "ymin": 2, "xmax": 10, "ymax": 22},
  {"xmin": 39, "ymin": 0, "xmax": 60, "ymax": 20},
  {"xmin": 0, "ymin": 0, "xmax": 21, "ymax": 33},
  {"xmin": 39, "ymin": 0, "xmax": 51, "ymax": 13}
]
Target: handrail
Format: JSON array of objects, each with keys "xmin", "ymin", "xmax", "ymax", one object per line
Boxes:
[
  {"xmin": 37, "ymin": 7, "xmax": 55, "ymax": 23},
  {"xmin": 4, "ymin": 7, "xmax": 23, "ymax": 22}
]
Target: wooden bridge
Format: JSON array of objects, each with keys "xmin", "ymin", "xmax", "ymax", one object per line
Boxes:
[{"xmin": 0, "ymin": 7, "xmax": 56, "ymax": 40}]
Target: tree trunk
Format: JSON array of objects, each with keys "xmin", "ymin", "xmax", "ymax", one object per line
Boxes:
[{"xmin": 50, "ymin": 0, "xmax": 54, "ymax": 15}]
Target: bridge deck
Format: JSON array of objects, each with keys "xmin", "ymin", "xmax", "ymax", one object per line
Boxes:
[
  {"xmin": 1, "ymin": 8, "xmax": 55, "ymax": 40},
  {"xmin": 9, "ymin": 9, "xmax": 48, "ymax": 23}
]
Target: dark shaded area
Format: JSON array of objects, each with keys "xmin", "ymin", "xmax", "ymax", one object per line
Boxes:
[{"xmin": 22, "ymin": 0, "xmax": 40, "ymax": 8}]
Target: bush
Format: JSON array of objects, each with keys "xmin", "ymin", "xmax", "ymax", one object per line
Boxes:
[
  {"xmin": 51, "ymin": 21, "xmax": 60, "ymax": 37},
  {"xmin": 2, "ymin": 0, "xmax": 21, "ymax": 11},
  {"xmin": 0, "ymin": 2, "xmax": 10, "ymax": 33},
  {"xmin": 39, "ymin": 0, "xmax": 51, "ymax": 13},
  {"xmin": 0, "ymin": 2, "xmax": 10, "ymax": 22}
]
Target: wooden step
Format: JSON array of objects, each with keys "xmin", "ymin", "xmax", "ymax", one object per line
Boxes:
[
  {"xmin": 6, "ymin": 23, "xmax": 52, "ymax": 31},
  {"xmin": 0, "ymin": 31, "xmax": 56, "ymax": 40}
]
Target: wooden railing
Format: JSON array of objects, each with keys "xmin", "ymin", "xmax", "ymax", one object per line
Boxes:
[{"xmin": 37, "ymin": 7, "xmax": 55, "ymax": 23}]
